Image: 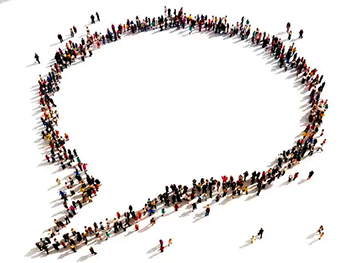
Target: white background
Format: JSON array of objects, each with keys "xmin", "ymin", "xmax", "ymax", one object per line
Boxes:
[{"xmin": 0, "ymin": 0, "xmax": 349, "ymax": 262}]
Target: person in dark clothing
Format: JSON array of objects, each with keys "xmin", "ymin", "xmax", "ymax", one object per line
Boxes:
[
  {"xmin": 34, "ymin": 53, "xmax": 40, "ymax": 64},
  {"xmin": 299, "ymin": 29, "xmax": 303, "ymax": 39},
  {"xmin": 58, "ymin": 34, "xmax": 63, "ymax": 43},
  {"xmin": 286, "ymin": 22, "xmax": 291, "ymax": 33},
  {"xmin": 89, "ymin": 246, "xmax": 97, "ymax": 255},
  {"xmin": 307, "ymin": 171, "xmax": 314, "ymax": 180},
  {"xmin": 96, "ymin": 12, "xmax": 100, "ymax": 21},
  {"xmin": 91, "ymin": 14, "xmax": 95, "ymax": 24},
  {"xmin": 257, "ymin": 228, "xmax": 264, "ymax": 239},
  {"xmin": 42, "ymin": 243, "xmax": 49, "ymax": 254}
]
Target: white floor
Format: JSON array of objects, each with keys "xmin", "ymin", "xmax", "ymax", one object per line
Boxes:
[{"xmin": 0, "ymin": 0, "xmax": 349, "ymax": 262}]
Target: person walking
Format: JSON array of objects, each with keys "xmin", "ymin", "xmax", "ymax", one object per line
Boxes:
[
  {"xmin": 205, "ymin": 204, "xmax": 210, "ymax": 216},
  {"xmin": 293, "ymin": 172, "xmax": 299, "ymax": 181},
  {"xmin": 288, "ymin": 174, "xmax": 293, "ymax": 182},
  {"xmin": 319, "ymin": 231, "xmax": 324, "ymax": 240},
  {"xmin": 299, "ymin": 29, "xmax": 304, "ymax": 39},
  {"xmin": 70, "ymin": 244, "xmax": 76, "ymax": 252},
  {"xmin": 168, "ymin": 238, "xmax": 172, "ymax": 246},
  {"xmin": 160, "ymin": 245, "xmax": 164, "ymax": 252},
  {"xmin": 250, "ymin": 235, "xmax": 256, "ymax": 244},
  {"xmin": 96, "ymin": 12, "xmax": 100, "ymax": 21},
  {"xmin": 58, "ymin": 34, "xmax": 63, "ymax": 43},
  {"xmin": 286, "ymin": 22, "xmax": 291, "ymax": 33},
  {"xmin": 257, "ymin": 228, "xmax": 264, "ymax": 239},
  {"xmin": 34, "ymin": 53, "xmax": 40, "ymax": 64},
  {"xmin": 307, "ymin": 171, "xmax": 314, "ymax": 180},
  {"xmin": 42, "ymin": 243, "xmax": 49, "ymax": 254},
  {"xmin": 192, "ymin": 202, "xmax": 197, "ymax": 211},
  {"xmin": 288, "ymin": 30, "xmax": 292, "ymax": 40},
  {"xmin": 89, "ymin": 246, "xmax": 97, "ymax": 255},
  {"xmin": 90, "ymin": 14, "xmax": 95, "ymax": 24}
]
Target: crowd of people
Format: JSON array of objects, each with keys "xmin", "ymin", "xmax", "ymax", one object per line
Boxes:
[{"xmin": 33, "ymin": 6, "xmax": 328, "ymax": 255}]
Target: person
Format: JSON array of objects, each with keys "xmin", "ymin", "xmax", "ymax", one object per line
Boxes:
[
  {"xmin": 35, "ymin": 241, "xmax": 42, "ymax": 251},
  {"xmin": 205, "ymin": 204, "xmax": 210, "ymax": 216},
  {"xmin": 89, "ymin": 246, "xmax": 97, "ymax": 255},
  {"xmin": 286, "ymin": 22, "xmax": 291, "ymax": 33},
  {"xmin": 161, "ymin": 208, "xmax": 165, "ymax": 216},
  {"xmin": 159, "ymin": 239, "xmax": 164, "ymax": 248},
  {"xmin": 70, "ymin": 244, "xmax": 76, "ymax": 252},
  {"xmin": 307, "ymin": 171, "xmax": 314, "ymax": 180},
  {"xmin": 250, "ymin": 235, "xmax": 255, "ymax": 244},
  {"xmin": 56, "ymin": 178, "xmax": 61, "ymax": 185},
  {"xmin": 160, "ymin": 245, "xmax": 164, "ymax": 252},
  {"xmin": 42, "ymin": 243, "xmax": 49, "ymax": 254},
  {"xmin": 192, "ymin": 202, "xmax": 197, "ymax": 211},
  {"xmin": 90, "ymin": 14, "xmax": 95, "ymax": 24},
  {"xmin": 168, "ymin": 238, "xmax": 172, "ymax": 246},
  {"xmin": 70, "ymin": 28, "xmax": 74, "ymax": 37},
  {"xmin": 96, "ymin": 12, "xmax": 100, "ymax": 21},
  {"xmin": 34, "ymin": 53, "xmax": 40, "ymax": 64},
  {"xmin": 293, "ymin": 172, "xmax": 299, "ymax": 181},
  {"xmin": 317, "ymin": 225, "xmax": 324, "ymax": 234},
  {"xmin": 257, "ymin": 228, "xmax": 264, "ymax": 239},
  {"xmin": 319, "ymin": 231, "xmax": 324, "ymax": 240},
  {"xmin": 299, "ymin": 29, "xmax": 304, "ymax": 39},
  {"xmin": 288, "ymin": 31, "xmax": 292, "ymax": 40},
  {"xmin": 58, "ymin": 34, "xmax": 63, "ymax": 43}
]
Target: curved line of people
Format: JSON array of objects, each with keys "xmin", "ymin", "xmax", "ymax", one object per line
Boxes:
[{"xmin": 34, "ymin": 6, "xmax": 328, "ymax": 255}]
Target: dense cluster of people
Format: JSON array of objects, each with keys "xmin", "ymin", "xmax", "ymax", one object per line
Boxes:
[{"xmin": 33, "ymin": 6, "xmax": 328, "ymax": 255}]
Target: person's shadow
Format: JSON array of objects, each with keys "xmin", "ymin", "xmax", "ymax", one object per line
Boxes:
[
  {"xmin": 298, "ymin": 179, "xmax": 307, "ymax": 185},
  {"xmin": 77, "ymin": 254, "xmax": 94, "ymax": 261},
  {"xmin": 309, "ymin": 239, "xmax": 319, "ymax": 245},
  {"xmin": 306, "ymin": 232, "xmax": 317, "ymax": 239},
  {"xmin": 146, "ymin": 244, "xmax": 160, "ymax": 254},
  {"xmin": 239, "ymin": 238, "xmax": 252, "ymax": 249}
]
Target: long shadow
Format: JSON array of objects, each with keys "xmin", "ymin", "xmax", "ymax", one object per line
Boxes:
[
  {"xmin": 146, "ymin": 244, "xmax": 160, "ymax": 254},
  {"xmin": 77, "ymin": 254, "xmax": 94, "ymax": 262},
  {"xmin": 306, "ymin": 232, "xmax": 317, "ymax": 239},
  {"xmin": 239, "ymin": 239, "xmax": 252, "ymax": 249},
  {"xmin": 308, "ymin": 239, "xmax": 319, "ymax": 245}
]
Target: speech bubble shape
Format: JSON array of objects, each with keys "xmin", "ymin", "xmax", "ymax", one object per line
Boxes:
[{"xmin": 32, "ymin": 11, "xmax": 327, "ymax": 256}]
